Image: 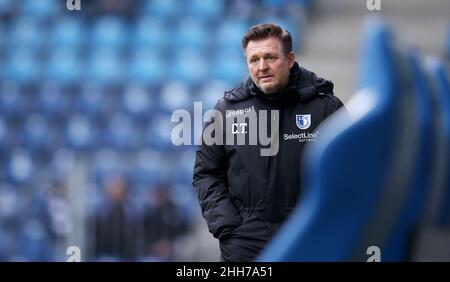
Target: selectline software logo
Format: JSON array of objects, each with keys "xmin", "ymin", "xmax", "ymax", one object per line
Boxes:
[{"xmin": 66, "ymin": 0, "xmax": 81, "ymax": 11}]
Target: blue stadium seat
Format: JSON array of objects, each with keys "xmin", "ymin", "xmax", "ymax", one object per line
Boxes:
[
  {"xmin": 0, "ymin": 82, "xmax": 28, "ymax": 121},
  {"xmin": 146, "ymin": 113, "xmax": 176, "ymax": 151},
  {"xmin": 90, "ymin": 17, "xmax": 128, "ymax": 50},
  {"xmin": 186, "ymin": 0, "xmax": 224, "ymax": 22},
  {"xmin": 65, "ymin": 114, "xmax": 98, "ymax": 151},
  {"xmin": 262, "ymin": 0, "xmax": 311, "ymax": 13},
  {"xmin": 50, "ymin": 17, "xmax": 85, "ymax": 49},
  {"xmin": 90, "ymin": 150, "xmax": 126, "ymax": 189},
  {"xmin": 5, "ymin": 48, "xmax": 40, "ymax": 85},
  {"xmin": 0, "ymin": 227, "xmax": 4, "ymax": 260},
  {"xmin": 87, "ymin": 48, "xmax": 124, "ymax": 86},
  {"xmin": 197, "ymin": 80, "xmax": 231, "ymax": 111},
  {"xmin": 173, "ymin": 149, "xmax": 197, "ymax": 184},
  {"xmin": 0, "ymin": 22, "xmax": 5, "ymax": 50},
  {"xmin": 129, "ymin": 47, "xmax": 167, "ymax": 87},
  {"xmin": 0, "ymin": 182, "xmax": 19, "ymax": 221},
  {"xmin": 19, "ymin": 218, "xmax": 52, "ymax": 261},
  {"xmin": 8, "ymin": 18, "xmax": 44, "ymax": 51},
  {"xmin": 158, "ymin": 81, "xmax": 193, "ymax": 114},
  {"xmin": 169, "ymin": 182, "xmax": 199, "ymax": 225},
  {"xmin": 262, "ymin": 0, "xmax": 298, "ymax": 18},
  {"xmin": 132, "ymin": 17, "xmax": 169, "ymax": 50},
  {"xmin": 121, "ymin": 84, "xmax": 154, "ymax": 122},
  {"xmin": 19, "ymin": 0, "xmax": 58, "ymax": 21},
  {"xmin": 426, "ymin": 58, "xmax": 450, "ymax": 226},
  {"xmin": 131, "ymin": 149, "xmax": 166, "ymax": 187},
  {"xmin": 35, "ymin": 82, "xmax": 70, "ymax": 119},
  {"xmin": 105, "ymin": 114, "xmax": 140, "ymax": 151},
  {"xmin": 141, "ymin": 0, "xmax": 179, "ymax": 19},
  {"xmin": 172, "ymin": 48, "xmax": 208, "ymax": 86},
  {"xmin": 20, "ymin": 114, "xmax": 54, "ymax": 156},
  {"xmin": 6, "ymin": 149, "xmax": 34, "ymax": 185},
  {"xmin": 76, "ymin": 83, "xmax": 110, "ymax": 119},
  {"xmin": 174, "ymin": 18, "xmax": 209, "ymax": 51},
  {"xmin": 215, "ymin": 20, "xmax": 250, "ymax": 50},
  {"xmin": 47, "ymin": 149, "xmax": 76, "ymax": 184},
  {"xmin": 46, "ymin": 48, "xmax": 82, "ymax": 86},
  {"xmin": 258, "ymin": 18, "xmax": 421, "ymax": 261},
  {"xmin": 212, "ymin": 49, "xmax": 247, "ymax": 85},
  {"xmin": 0, "ymin": 117, "xmax": 10, "ymax": 158},
  {"xmin": 297, "ymin": 0, "xmax": 313, "ymax": 7}
]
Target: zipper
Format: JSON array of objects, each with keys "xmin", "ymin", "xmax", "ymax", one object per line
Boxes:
[{"xmin": 274, "ymin": 106, "xmax": 283, "ymax": 223}]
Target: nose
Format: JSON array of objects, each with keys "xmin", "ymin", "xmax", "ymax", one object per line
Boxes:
[{"xmin": 258, "ymin": 59, "xmax": 269, "ymax": 71}]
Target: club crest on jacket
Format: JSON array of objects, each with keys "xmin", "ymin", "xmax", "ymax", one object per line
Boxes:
[{"xmin": 296, "ymin": 114, "xmax": 311, "ymax": 130}]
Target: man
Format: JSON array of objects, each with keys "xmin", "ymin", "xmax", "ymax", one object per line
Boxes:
[
  {"xmin": 193, "ymin": 23, "xmax": 345, "ymax": 262},
  {"xmin": 92, "ymin": 175, "xmax": 139, "ymax": 261}
]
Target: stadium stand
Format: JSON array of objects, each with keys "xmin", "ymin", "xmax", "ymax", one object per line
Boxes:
[{"xmin": 0, "ymin": 0, "xmax": 310, "ymax": 261}]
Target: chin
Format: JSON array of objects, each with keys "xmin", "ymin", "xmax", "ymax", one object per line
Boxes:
[
  {"xmin": 260, "ymin": 85, "xmax": 279, "ymax": 94},
  {"xmin": 262, "ymin": 89, "xmax": 278, "ymax": 95}
]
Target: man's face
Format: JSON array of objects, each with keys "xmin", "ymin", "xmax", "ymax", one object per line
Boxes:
[{"xmin": 245, "ymin": 37, "xmax": 295, "ymax": 95}]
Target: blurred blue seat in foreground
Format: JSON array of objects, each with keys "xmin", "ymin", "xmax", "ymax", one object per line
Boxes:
[
  {"xmin": 259, "ymin": 17, "xmax": 422, "ymax": 261},
  {"xmin": 424, "ymin": 58, "xmax": 450, "ymax": 227},
  {"xmin": 446, "ymin": 24, "xmax": 450, "ymax": 60},
  {"xmin": 382, "ymin": 51, "xmax": 437, "ymax": 261},
  {"xmin": 407, "ymin": 58, "xmax": 450, "ymax": 261}
]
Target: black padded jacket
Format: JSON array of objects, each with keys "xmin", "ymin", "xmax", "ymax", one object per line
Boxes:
[{"xmin": 193, "ymin": 62, "xmax": 345, "ymax": 261}]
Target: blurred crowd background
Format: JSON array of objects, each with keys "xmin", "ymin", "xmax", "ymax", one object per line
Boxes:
[
  {"xmin": 0, "ymin": 0, "xmax": 448, "ymax": 261},
  {"xmin": 0, "ymin": 0, "xmax": 310, "ymax": 262}
]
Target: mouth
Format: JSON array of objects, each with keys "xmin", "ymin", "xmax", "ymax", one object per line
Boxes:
[{"xmin": 259, "ymin": 75, "xmax": 274, "ymax": 82}]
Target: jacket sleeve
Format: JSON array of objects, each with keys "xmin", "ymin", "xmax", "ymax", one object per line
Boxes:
[{"xmin": 192, "ymin": 104, "xmax": 242, "ymax": 240}]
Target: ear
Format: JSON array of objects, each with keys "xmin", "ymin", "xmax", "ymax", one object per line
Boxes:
[
  {"xmin": 242, "ymin": 47, "xmax": 247, "ymax": 59},
  {"xmin": 288, "ymin": 51, "xmax": 295, "ymax": 68}
]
